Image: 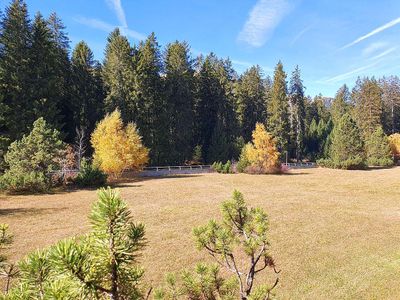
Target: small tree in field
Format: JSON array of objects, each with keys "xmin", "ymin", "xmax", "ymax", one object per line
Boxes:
[
  {"xmin": 365, "ymin": 126, "xmax": 393, "ymax": 167},
  {"xmin": 193, "ymin": 190, "xmax": 279, "ymax": 300},
  {"xmin": 238, "ymin": 123, "xmax": 281, "ymax": 174},
  {"xmin": 5, "ymin": 188, "xmax": 146, "ymax": 299},
  {"xmin": 91, "ymin": 110, "xmax": 149, "ymax": 177},
  {"xmin": 0, "ymin": 118, "xmax": 64, "ymax": 192},
  {"xmin": 388, "ymin": 133, "xmax": 400, "ymax": 161}
]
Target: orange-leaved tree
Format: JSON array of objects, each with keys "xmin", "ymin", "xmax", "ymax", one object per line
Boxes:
[
  {"xmin": 388, "ymin": 133, "xmax": 400, "ymax": 160},
  {"xmin": 238, "ymin": 123, "xmax": 281, "ymax": 173},
  {"xmin": 91, "ymin": 110, "xmax": 149, "ymax": 177}
]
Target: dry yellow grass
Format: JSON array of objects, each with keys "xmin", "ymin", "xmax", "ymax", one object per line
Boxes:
[{"xmin": 1, "ymin": 167, "xmax": 400, "ymax": 299}]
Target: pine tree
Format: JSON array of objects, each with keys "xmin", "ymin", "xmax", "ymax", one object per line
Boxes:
[
  {"xmin": 0, "ymin": 0, "xmax": 32, "ymax": 140},
  {"xmin": 322, "ymin": 113, "xmax": 366, "ymax": 169},
  {"xmin": 71, "ymin": 41, "xmax": 104, "ymax": 137},
  {"xmin": 352, "ymin": 77, "xmax": 383, "ymax": 138},
  {"xmin": 193, "ymin": 190, "xmax": 279, "ymax": 299},
  {"xmin": 30, "ymin": 13, "xmax": 63, "ymax": 131},
  {"xmin": 133, "ymin": 33, "xmax": 168, "ymax": 164},
  {"xmin": 331, "ymin": 84, "xmax": 351, "ymax": 125},
  {"xmin": 380, "ymin": 76, "xmax": 400, "ymax": 134},
  {"xmin": 365, "ymin": 126, "xmax": 393, "ymax": 166},
  {"xmin": 0, "ymin": 118, "xmax": 65, "ymax": 192},
  {"xmin": 6, "ymin": 188, "xmax": 146, "ymax": 299},
  {"xmin": 194, "ymin": 54, "xmax": 238, "ymax": 163},
  {"xmin": 267, "ymin": 61, "xmax": 289, "ymax": 155},
  {"xmin": 288, "ymin": 65, "xmax": 305, "ymax": 161},
  {"xmin": 103, "ymin": 28, "xmax": 135, "ymax": 123},
  {"xmin": 236, "ymin": 65, "xmax": 266, "ymax": 142},
  {"xmin": 163, "ymin": 41, "xmax": 195, "ymax": 164}
]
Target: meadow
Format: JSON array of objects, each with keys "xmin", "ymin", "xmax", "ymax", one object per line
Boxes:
[{"xmin": 2, "ymin": 167, "xmax": 400, "ymax": 299}]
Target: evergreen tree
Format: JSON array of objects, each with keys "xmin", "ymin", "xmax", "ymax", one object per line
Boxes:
[
  {"xmin": 71, "ymin": 41, "xmax": 104, "ymax": 137},
  {"xmin": 133, "ymin": 33, "xmax": 168, "ymax": 165},
  {"xmin": 0, "ymin": 118, "xmax": 65, "ymax": 192},
  {"xmin": 163, "ymin": 41, "xmax": 195, "ymax": 164},
  {"xmin": 380, "ymin": 76, "xmax": 400, "ymax": 134},
  {"xmin": 352, "ymin": 77, "xmax": 383, "ymax": 138},
  {"xmin": 365, "ymin": 126, "xmax": 393, "ymax": 166},
  {"xmin": 267, "ymin": 61, "xmax": 289, "ymax": 155},
  {"xmin": 321, "ymin": 113, "xmax": 366, "ymax": 169},
  {"xmin": 194, "ymin": 54, "xmax": 238, "ymax": 163},
  {"xmin": 331, "ymin": 84, "xmax": 351, "ymax": 125},
  {"xmin": 29, "ymin": 13, "xmax": 63, "ymax": 131},
  {"xmin": 288, "ymin": 65, "xmax": 305, "ymax": 161},
  {"xmin": 236, "ymin": 65, "xmax": 266, "ymax": 141},
  {"xmin": 103, "ymin": 28, "xmax": 135, "ymax": 123},
  {"xmin": 0, "ymin": 0, "xmax": 32, "ymax": 140}
]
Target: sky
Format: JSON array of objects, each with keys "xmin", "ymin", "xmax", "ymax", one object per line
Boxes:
[{"xmin": 2, "ymin": 0, "xmax": 400, "ymax": 97}]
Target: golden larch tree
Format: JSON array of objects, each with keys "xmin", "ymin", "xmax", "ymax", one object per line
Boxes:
[
  {"xmin": 388, "ymin": 133, "xmax": 400, "ymax": 160},
  {"xmin": 246, "ymin": 123, "xmax": 281, "ymax": 173},
  {"xmin": 91, "ymin": 110, "xmax": 149, "ymax": 177}
]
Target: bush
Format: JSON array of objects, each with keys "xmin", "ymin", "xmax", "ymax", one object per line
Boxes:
[
  {"xmin": 211, "ymin": 160, "xmax": 233, "ymax": 174},
  {"xmin": 0, "ymin": 171, "xmax": 49, "ymax": 193},
  {"xmin": 0, "ymin": 118, "xmax": 64, "ymax": 193},
  {"xmin": 74, "ymin": 159, "xmax": 107, "ymax": 188},
  {"xmin": 365, "ymin": 127, "xmax": 393, "ymax": 167},
  {"xmin": 317, "ymin": 156, "xmax": 367, "ymax": 170}
]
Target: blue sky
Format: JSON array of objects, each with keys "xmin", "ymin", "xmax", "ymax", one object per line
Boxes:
[{"xmin": 2, "ymin": 0, "xmax": 400, "ymax": 97}]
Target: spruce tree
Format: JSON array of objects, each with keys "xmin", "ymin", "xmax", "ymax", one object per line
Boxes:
[
  {"xmin": 71, "ymin": 41, "xmax": 104, "ymax": 137},
  {"xmin": 267, "ymin": 61, "xmax": 289, "ymax": 156},
  {"xmin": 352, "ymin": 77, "xmax": 383, "ymax": 138},
  {"xmin": 133, "ymin": 33, "xmax": 168, "ymax": 165},
  {"xmin": 163, "ymin": 41, "xmax": 195, "ymax": 164},
  {"xmin": 380, "ymin": 76, "xmax": 400, "ymax": 134},
  {"xmin": 331, "ymin": 84, "xmax": 351, "ymax": 125},
  {"xmin": 103, "ymin": 28, "xmax": 135, "ymax": 123},
  {"xmin": 0, "ymin": 0, "xmax": 32, "ymax": 140},
  {"xmin": 323, "ymin": 113, "xmax": 366, "ymax": 169},
  {"xmin": 365, "ymin": 126, "xmax": 393, "ymax": 166},
  {"xmin": 288, "ymin": 65, "xmax": 305, "ymax": 161},
  {"xmin": 236, "ymin": 65, "xmax": 266, "ymax": 142}
]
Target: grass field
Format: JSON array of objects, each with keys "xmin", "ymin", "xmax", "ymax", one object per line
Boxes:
[{"xmin": 2, "ymin": 167, "xmax": 400, "ymax": 299}]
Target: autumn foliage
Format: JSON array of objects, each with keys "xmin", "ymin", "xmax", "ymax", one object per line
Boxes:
[
  {"xmin": 238, "ymin": 123, "xmax": 281, "ymax": 174},
  {"xmin": 91, "ymin": 110, "xmax": 149, "ymax": 177},
  {"xmin": 388, "ymin": 133, "xmax": 400, "ymax": 161}
]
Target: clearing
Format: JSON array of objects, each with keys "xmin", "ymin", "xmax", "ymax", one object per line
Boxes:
[{"xmin": 1, "ymin": 167, "xmax": 400, "ymax": 299}]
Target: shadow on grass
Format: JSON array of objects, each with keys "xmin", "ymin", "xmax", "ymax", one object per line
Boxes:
[{"xmin": 0, "ymin": 207, "xmax": 67, "ymax": 217}]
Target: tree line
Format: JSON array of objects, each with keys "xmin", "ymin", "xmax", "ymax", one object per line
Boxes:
[{"xmin": 1, "ymin": 0, "xmax": 400, "ymax": 169}]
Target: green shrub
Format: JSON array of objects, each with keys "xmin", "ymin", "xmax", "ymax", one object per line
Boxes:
[
  {"xmin": 0, "ymin": 171, "xmax": 49, "ymax": 193},
  {"xmin": 212, "ymin": 161, "xmax": 233, "ymax": 174},
  {"xmin": 223, "ymin": 160, "xmax": 232, "ymax": 174},
  {"xmin": 317, "ymin": 156, "xmax": 367, "ymax": 170},
  {"xmin": 365, "ymin": 127, "xmax": 393, "ymax": 167},
  {"xmin": 237, "ymin": 147, "xmax": 251, "ymax": 173},
  {"xmin": 74, "ymin": 159, "xmax": 107, "ymax": 188},
  {"xmin": 0, "ymin": 118, "xmax": 64, "ymax": 193}
]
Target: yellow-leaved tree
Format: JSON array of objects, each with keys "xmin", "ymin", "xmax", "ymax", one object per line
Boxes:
[
  {"xmin": 238, "ymin": 123, "xmax": 281, "ymax": 173},
  {"xmin": 91, "ymin": 110, "xmax": 149, "ymax": 177},
  {"xmin": 388, "ymin": 133, "xmax": 400, "ymax": 161}
]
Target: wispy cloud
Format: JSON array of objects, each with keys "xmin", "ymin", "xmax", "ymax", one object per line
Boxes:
[
  {"xmin": 291, "ymin": 24, "xmax": 313, "ymax": 46},
  {"xmin": 369, "ymin": 47, "xmax": 397, "ymax": 60},
  {"xmin": 361, "ymin": 42, "xmax": 388, "ymax": 57},
  {"xmin": 74, "ymin": 0, "xmax": 145, "ymax": 41},
  {"xmin": 105, "ymin": 0, "xmax": 127, "ymax": 28},
  {"xmin": 322, "ymin": 61, "xmax": 380, "ymax": 83},
  {"xmin": 341, "ymin": 17, "xmax": 400, "ymax": 50},
  {"xmin": 74, "ymin": 16, "xmax": 145, "ymax": 40},
  {"xmin": 237, "ymin": 0, "xmax": 291, "ymax": 47}
]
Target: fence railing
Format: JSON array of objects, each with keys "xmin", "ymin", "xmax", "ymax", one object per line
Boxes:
[
  {"xmin": 143, "ymin": 165, "xmax": 212, "ymax": 171},
  {"xmin": 282, "ymin": 162, "xmax": 316, "ymax": 168}
]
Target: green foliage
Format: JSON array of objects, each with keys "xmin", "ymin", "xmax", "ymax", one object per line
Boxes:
[
  {"xmin": 6, "ymin": 187, "xmax": 146, "ymax": 299},
  {"xmin": 212, "ymin": 160, "xmax": 233, "ymax": 174},
  {"xmin": 74, "ymin": 158, "xmax": 108, "ymax": 188},
  {"xmin": 365, "ymin": 126, "xmax": 393, "ymax": 167},
  {"xmin": 237, "ymin": 145, "xmax": 251, "ymax": 173},
  {"xmin": 236, "ymin": 65, "xmax": 266, "ymax": 142},
  {"xmin": 319, "ymin": 114, "xmax": 366, "ymax": 170},
  {"xmin": 193, "ymin": 190, "xmax": 279, "ymax": 299},
  {"xmin": 155, "ymin": 263, "xmax": 237, "ymax": 300},
  {"xmin": 191, "ymin": 145, "xmax": 203, "ymax": 165},
  {"xmin": 0, "ymin": 118, "xmax": 64, "ymax": 193},
  {"xmin": 268, "ymin": 61, "xmax": 289, "ymax": 154}
]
